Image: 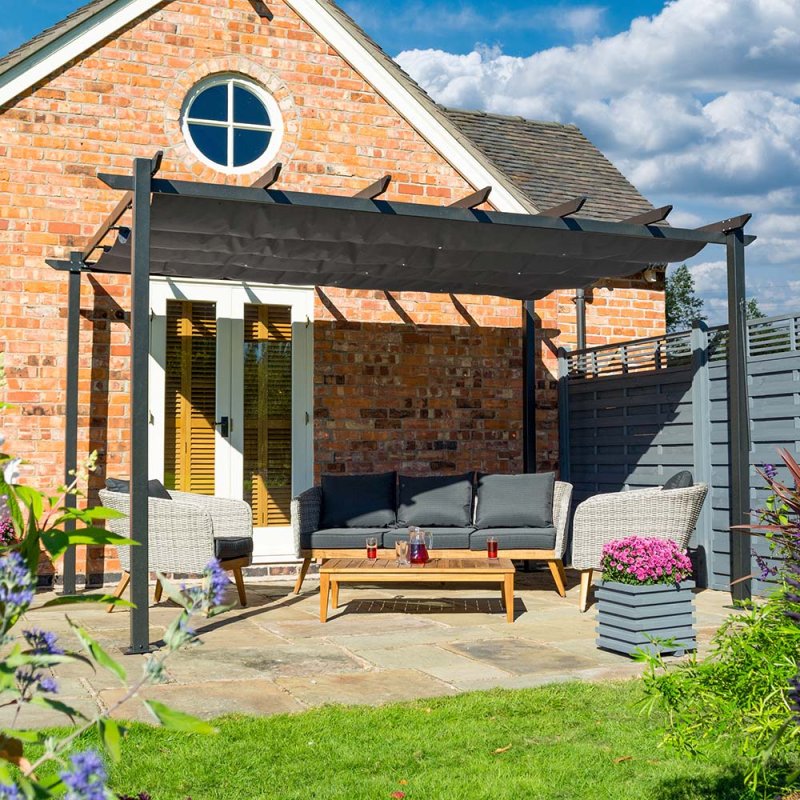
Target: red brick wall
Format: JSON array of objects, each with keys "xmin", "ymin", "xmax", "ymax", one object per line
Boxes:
[{"xmin": 0, "ymin": 0, "xmax": 665, "ymax": 580}]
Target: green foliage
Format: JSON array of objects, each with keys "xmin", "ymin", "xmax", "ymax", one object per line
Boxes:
[
  {"xmin": 640, "ymin": 595, "xmax": 800, "ymax": 794},
  {"xmin": 665, "ymin": 264, "xmax": 705, "ymax": 332},
  {"xmin": 641, "ymin": 449, "xmax": 800, "ymax": 796}
]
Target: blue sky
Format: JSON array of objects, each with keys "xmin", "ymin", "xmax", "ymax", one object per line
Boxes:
[{"xmin": 2, "ymin": 0, "xmax": 799, "ymax": 323}]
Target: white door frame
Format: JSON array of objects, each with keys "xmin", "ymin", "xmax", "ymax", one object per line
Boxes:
[{"xmin": 148, "ymin": 277, "xmax": 314, "ymax": 562}]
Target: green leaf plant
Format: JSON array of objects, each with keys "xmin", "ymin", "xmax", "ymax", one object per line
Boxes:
[{"xmin": 0, "ymin": 399, "xmax": 227, "ymax": 798}]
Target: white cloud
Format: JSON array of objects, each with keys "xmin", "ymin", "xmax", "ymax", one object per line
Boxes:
[{"xmin": 397, "ymin": 0, "xmax": 800, "ymax": 320}]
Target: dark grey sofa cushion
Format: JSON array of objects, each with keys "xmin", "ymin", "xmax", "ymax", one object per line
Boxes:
[
  {"xmin": 469, "ymin": 527, "xmax": 557, "ymax": 551},
  {"xmin": 662, "ymin": 470, "xmax": 693, "ymax": 490},
  {"xmin": 302, "ymin": 527, "xmax": 389, "ymax": 550},
  {"xmin": 214, "ymin": 536, "xmax": 253, "ymax": 561},
  {"xmin": 475, "ymin": 473, "xmax": 555, "ymax": 529},
  {"xmin": 320, "ymin": 472, "xmax": 397, "ymax": 528},
  {"xmin": 105, "ymin": 477, "xmax": 172, "ymax": 500},
  {"xmin": 397, "ymin": 473, "xmax": 473, "ymax": 527},
  {"xmin": 385, "ymin": 527, "xmax": 474, "ymax": 550}
]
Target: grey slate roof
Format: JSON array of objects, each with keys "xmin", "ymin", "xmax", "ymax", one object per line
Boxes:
[
  {"xmin": 0, "ymin": 0, "xmax": 118, "ymax": 73},
  {"xmin": 445, "ymin": 109, "xmax": 654, "ymax": 222},
  {"xmin": 0, "ymin": 0, "xmax": 654, "ymax": 222}
]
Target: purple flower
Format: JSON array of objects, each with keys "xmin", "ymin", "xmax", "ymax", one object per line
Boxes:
[
  {"xmin": 204, "ymin": 558, "xmax": 229, "ymax": 608},
  {"xmin": 60, "ymin": 750, "xmax": 108, "ymax": 800},
  {"xmin": 763, "ymin": 463, "xmax": 778, "ymax": 480},
  {"xmin": 0, "ymin": 551, "xmax": 35, "ymax": 636},
  {"xmin": 15, "ymin": 666, "xmax": 59, "ymax": 697},
  {"xmin": 0, "ymin": 784, "xmax": 24, "ymax": 800},
  {"xmin": 600, "ymin": 536, "xmax": 692, "ymax": 586},
  {"xmin": 23, "ymin": 628, "xmax": 63, "ymax": 656}
]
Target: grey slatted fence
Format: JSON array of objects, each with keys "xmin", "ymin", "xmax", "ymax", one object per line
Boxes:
[{"xmin": 558, "ymin": 312, "xmax": 800, "ymax": 592}]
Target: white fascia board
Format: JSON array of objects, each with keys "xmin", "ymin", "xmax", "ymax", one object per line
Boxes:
[
  {"xmin": 284, "ymin": 0, "xmax": 531, "ymax": 214},
  {"xmin": 0, "ymin": 0, "xmax": 163, "ymax": 109}
]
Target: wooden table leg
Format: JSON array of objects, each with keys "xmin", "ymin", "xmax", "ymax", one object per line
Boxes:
[
  {"xmin": 331, "ymin": 579, "xmax": 340, "ymax": 609},
  {"xmin": 319, "ymin": 572, "xmax": 330, "ymax": 623},
  {"xmin": 503, "ymin": 574, "xmax": 515, "ymax": 623}
]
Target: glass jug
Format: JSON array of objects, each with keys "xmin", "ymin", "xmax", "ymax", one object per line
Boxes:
[{"xmin": 408, "ymin": 527, "xmax": 431, "ymax": 564}]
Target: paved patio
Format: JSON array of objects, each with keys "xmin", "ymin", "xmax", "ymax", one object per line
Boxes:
[{"xmin": 8, "ymin": 569, "xmax": 733, "ymax": 728}]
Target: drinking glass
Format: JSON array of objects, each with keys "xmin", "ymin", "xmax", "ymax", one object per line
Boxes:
[
  {"xmin": 487, "ymin": 536, "xmax": 498, "ymax": 559},
  {"xmin": 395, "ymin": 539, "xmax": 409, "ymax": 567},
  {"xmin": 366, "ymin": 536, "xmax": 378, "ymax": 560}
]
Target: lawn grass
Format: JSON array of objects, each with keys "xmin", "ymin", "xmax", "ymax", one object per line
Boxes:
[{"xmin": 38, "ymin": 681, "xmax": 747, "ymax": 800}]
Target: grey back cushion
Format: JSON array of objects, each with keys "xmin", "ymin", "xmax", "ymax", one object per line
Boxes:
[
  {"xmin": 397, "ymin": 473, "xmax": 474, "ymax": 527},
  {"xmin": 475, "ymin": 472, "xmax": 555, "ymax": 529},
  {"xmin": 320, "ymin": 472, "xmax": 397, "ymax": 528},
  {"xmin": 105, "ymin": 478, "xmax": 172, "ymax": 500},
  {"xmin": 662, "ymin": 470, "xmax": 693, "ymax": 490}
]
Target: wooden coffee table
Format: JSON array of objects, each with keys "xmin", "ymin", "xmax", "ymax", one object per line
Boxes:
[{"xmin": 318, "ymin": 557, "xmax": 516, "ymax": 623}]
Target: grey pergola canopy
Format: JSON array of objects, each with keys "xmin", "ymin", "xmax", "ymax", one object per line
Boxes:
[
  {"xmin": 87, "ymin": 177, "xmax": 719, "ymax": 299},
  {"xmin": 47, "ymin": 156, "xmax": 756, "ymax": 654}
]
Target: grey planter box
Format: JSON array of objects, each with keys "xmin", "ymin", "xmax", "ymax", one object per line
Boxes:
[{"xmin": 596, "ymin": 580, "xmax": 696, "ymax": 657}]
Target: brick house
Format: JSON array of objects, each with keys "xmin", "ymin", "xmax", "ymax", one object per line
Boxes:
[{"xmin": 0, "ymin": 0, "xmax": 665, "ymax": 585}]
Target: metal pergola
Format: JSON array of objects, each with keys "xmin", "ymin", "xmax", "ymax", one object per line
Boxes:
[{"xmin": 48, "ymin": 155, "xmax": 755, "ymax": 653}]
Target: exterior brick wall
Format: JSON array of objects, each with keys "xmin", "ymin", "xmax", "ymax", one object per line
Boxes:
[{"xmin": 0, "ymin": 0, "xmax": 665, "ymax": 582}]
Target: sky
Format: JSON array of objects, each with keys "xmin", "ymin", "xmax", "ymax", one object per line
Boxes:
[{"xmin": 2, "ymin": 0, "xmax": 800, "ymax": 323}]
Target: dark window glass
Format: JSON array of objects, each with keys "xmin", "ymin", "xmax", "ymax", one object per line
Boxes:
[
  {"xmin": 234, "ymin": 85, "xmax": 270, "ymax": 127},
  {"xmin": 188, "ymin": 84, "xmax": 227, "ymax": 122},
  {"xmin": 233, "ymin": 129, "xmax": 270, "ymax": 167},
  {"xmin": 188, "ymin": 123, "xmax": 228, "ymax": 166}
]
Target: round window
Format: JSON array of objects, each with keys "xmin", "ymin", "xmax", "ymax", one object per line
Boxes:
[{"xmin": 182, "ymin": 75, "xmax": 282, "ymax": 173}]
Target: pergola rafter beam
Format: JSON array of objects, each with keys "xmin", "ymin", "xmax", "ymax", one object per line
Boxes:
[
  {"xmin": 449, "ymin": 186, "xmax": 492, "ymax": 209},
  {"xmin": 623, "ymin": 205, "xmax": 673, "ymax": 225},
  {"xmin": 251, "ymin": 162, "xmax": 282, "ymax": 189},
  {"xmin": 537, "ymin": 196, "xmax": 587, "ymax": 218},
  {"xmin": 697, "ymin": 213, "xmax": 753, "ymax": 234},
  {"xmin": 353, "ymin": 174, "xmax": 391, "ymax": 199}
]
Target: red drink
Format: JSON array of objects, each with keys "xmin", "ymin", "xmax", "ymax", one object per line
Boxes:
[
  {"xmin": 367, "ymin": 545, "xmax": 378, "ymax": 560},
  {"xmin": 487, "ymin": 538, "xmax": 498, "ymax": 558},
  {"xmin": 409, "ymin": 542, "xmax": 429, "ymax": 564}
]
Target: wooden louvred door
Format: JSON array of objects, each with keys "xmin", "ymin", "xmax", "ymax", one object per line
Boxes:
[
  {"xmin": 163, "ymin": 300, "xmax": 217, "ymax": 495},
  {"xmin": 243, "ymin": 304, "xmax": 292, "ymax": 527}
]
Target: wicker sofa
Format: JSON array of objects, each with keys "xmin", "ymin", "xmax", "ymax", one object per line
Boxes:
[
  {"xmin": 99, "ymin": 481, "xmax": 254, "ymax": 609},
  {"xmin": 571, "ymin": 481, "xmax": 708, "ymax": 611},
  {"xmin": 291, "ymin": 471, "xmax": 573, "ymax": 597}
]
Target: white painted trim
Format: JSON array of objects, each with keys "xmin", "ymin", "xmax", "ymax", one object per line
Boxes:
[
  {"xmin": 0, "ymin": 0, "xmax": 164, "ymax": 108},
  {"xmin": 283, "ymin": 0, "xmax": 531, "ymax": 214},
  {"xmin": 2, "ymin": 0, "xmax": 532, "ymax": 214}
]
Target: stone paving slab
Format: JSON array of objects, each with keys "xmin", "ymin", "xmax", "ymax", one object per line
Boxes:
[{"xmin": 7, "ymin": 574, "xmax": 736, "ymax": 728}]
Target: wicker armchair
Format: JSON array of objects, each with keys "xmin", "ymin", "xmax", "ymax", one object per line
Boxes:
[
  {"xmin": 99, "ymin": 488, "xmax": 254, "ymax": 611},
  {"xmin": 571, "ymin": 483, "xmax": 708, "ymax": 611}
]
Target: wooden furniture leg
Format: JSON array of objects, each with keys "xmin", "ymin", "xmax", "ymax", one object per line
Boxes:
[
  {"xmin": 330, "ymin": 579, "xmax": 339, "ymax": 610},
  {"xmin": 579, "ymin": 569, "xmax": 593, "ymax": 612},
  {"xmin": 153, "ymin": 581, "xmax": 163, "ymax": 604},
  {"xmin": 319, "ymin": 572, "xmax": 330, "ymax": 623},
  {"xmin": 547, "ymin": 559, "xmax": 567, "ymax": 598},
  {"xmin": 106, "ymin": 572, "xmax": 130, "ymax": 614},
  {"xmin": 232, "ymin": 566, "xmax": 247, "ymax": 607},
  {"xmin": 503, "ymin": 573, "xmax": 515, "ymax": 623},
  {"xmin": 293, "ymin": 557, "xmax": 312, "ymax": 594}
]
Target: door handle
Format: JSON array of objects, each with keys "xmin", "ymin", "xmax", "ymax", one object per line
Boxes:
[{"xmin": 215, "ymin": 416, "xmax": 230, "ymax": 438}]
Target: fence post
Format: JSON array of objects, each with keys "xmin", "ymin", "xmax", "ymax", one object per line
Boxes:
[
  {"xmin": 691, "ymin": 321, "xmax": 713, "ymax": 588},
  {"xmin": 557, "ymin": 347, "xmax": 571, "ymax": 483}
]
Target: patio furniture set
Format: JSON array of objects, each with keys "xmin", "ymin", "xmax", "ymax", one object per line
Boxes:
[{"xmin": 100, "ymin": 470, "xmax": 707, "ymax": 620}]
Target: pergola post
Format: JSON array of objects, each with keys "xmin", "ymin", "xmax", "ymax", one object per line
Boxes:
[
  {"xmin": 128, "ymin": 157, "xmax": 152, "ymax": 653},
  {"xmin": 726, "ymin": 226, "xmax": 751, "ymax": 602},
  {"xmin": 61, "ymin": 252, "xmax": 83, "ymax": 595},
  {"xmin": 522, "ymin": 300, "xmax": 536, "ymax": 473}
]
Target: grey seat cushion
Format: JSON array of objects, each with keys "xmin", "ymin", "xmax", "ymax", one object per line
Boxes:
[
  {"xmin": 469, "ymin": 527, "xmax": 557, "ymax": 551},
  {"xmin": 105, "ymin": 477, "xmax": 172, "ymax": 500},
  {"xmin": 302, "ymin": 527, "xmax": 389, "ymax": 550},
  {"xmin": 320, "ymin": 472, "xmax": 397, "ymax": 528},
  {"xmin": 475, "ymin": 473, "xmax": 555, "ymax": 528},
  {"xmin": 385, "ymin": 527, "xmax": 474, "ymax": 549},
  {"xmin": 214, "ymin": 536, "xmax": 253, "ymax": 561},
  {"xmin": 662, "ymin": 470, "xmax": 693, "ymax": 490},
  {"xmin": 397, "ymin": 473, "xmax": 473, "ymax": 527}
]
